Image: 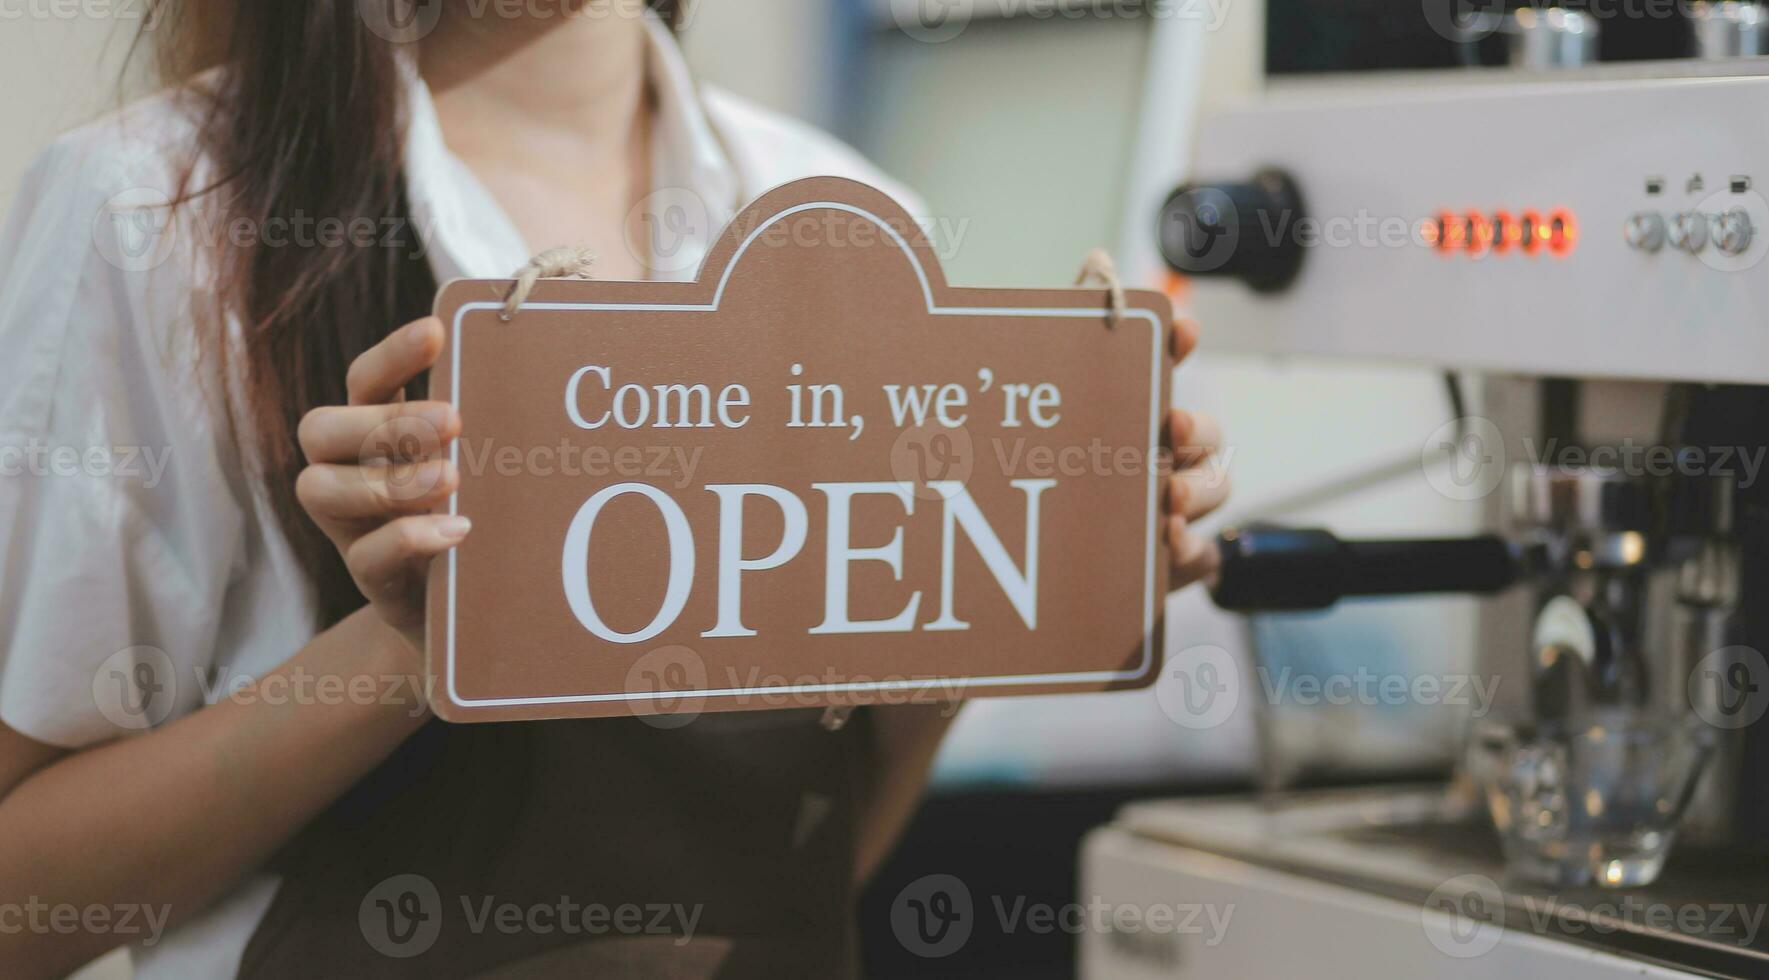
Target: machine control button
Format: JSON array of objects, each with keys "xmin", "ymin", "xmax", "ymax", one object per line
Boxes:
[
  {"xmin": 1623, "ymin": 211, "xmax": 1666, "ymax": 252},
  {"xmin": 1159, "ymin": 170, "xmax": 1307, "ymax": 293},
  {"xmin": 1714, "ymin": 207, "xmax": 1754, "ymax": 256},
  {"xmin": 1670, "ymin": 210, "xmax": 1710, "ymax": 253}
]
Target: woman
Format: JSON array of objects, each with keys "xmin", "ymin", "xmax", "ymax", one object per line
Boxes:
[{"xmin": 0, "ymin": 1, "xmax": 1229, "ymax": 976}]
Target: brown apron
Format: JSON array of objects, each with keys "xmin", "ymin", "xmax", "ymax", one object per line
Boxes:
[{"xmin": 238, "ymin": 708, "xmax": 869, "ymax": 979}]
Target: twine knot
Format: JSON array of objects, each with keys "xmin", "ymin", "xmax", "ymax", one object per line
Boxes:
[
  {"xmin": 1074, "ymin": 246, "xmax": 1127, "ymax": 327},
  {"xmin": 501, "ymin": 246, "xmax": 597, "ymax": 321}
]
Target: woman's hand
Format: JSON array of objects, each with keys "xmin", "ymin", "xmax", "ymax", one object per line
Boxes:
[
  {"xmin": 1162, "ymin": 317, "xmax": 1229, "ymax": 589},
  {"xmin": 295, "ymin": 316, "xmax": 467, "ymax": 652}
]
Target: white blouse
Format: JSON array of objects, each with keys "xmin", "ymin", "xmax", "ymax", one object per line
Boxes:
[{"xmin": 0, "ymin": 14, "xmax": 920, "ymax": 977}]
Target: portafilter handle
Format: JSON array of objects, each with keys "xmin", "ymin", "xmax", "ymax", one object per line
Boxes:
[{"xmin": 1209, "ymin": 525, "xmax": 1528, "ymax": 613}]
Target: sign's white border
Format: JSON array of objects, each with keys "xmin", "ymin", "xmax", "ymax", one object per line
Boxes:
[{"xmin": 443, "ymin": 202, "xmax": 1162, "ymax": 709}]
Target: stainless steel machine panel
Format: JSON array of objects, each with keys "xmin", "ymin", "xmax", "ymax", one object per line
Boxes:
[
  {"xmin": 1186, "ymin": 73, "xmax": 1769, "ymax": 384},
  {"xmin": 1081, "ymin": 825, "xmax": 1707, "ymax": 980},
  {"xmin": 1078, "ymin": 791, "xmax": 1741, "ymax": 979}
]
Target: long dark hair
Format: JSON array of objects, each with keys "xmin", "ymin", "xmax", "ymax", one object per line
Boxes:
[{"xmin": 141, "ymin": 1, "xmax": 677, "ymax": 626}]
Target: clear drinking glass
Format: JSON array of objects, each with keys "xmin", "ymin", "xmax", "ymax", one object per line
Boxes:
[{"xmin": 1468, "ymin": 710, "xmax": 1714, "ymax": 888}]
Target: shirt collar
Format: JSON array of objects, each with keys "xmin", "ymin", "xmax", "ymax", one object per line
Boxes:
[{"xmin": 402, "ymin": 8, "xmax": 741, "ymax": 285}]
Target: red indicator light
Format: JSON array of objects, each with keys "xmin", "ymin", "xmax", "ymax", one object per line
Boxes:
[
  {"xmin": 1493, "ymin": 211, "xmax": 1522, "ymax": 253},
  {"xmin": 1427, "ymin": 206, "xmax": 1572, "ymax": 257},
  {"xmin": 1519, "ymin": 209, "xmax": 1546, "ymax": 255},
  {"xmin": 1437, "ymin": 210, "xmax": 1467, "ymax": 252},
  {"xmin": 1466, "ymin": 211, "xmax": 1495, "ymax": 254},
  {"xmin": 1547, "ymin": 208, "xmax": 1577, "ymax": 256}
]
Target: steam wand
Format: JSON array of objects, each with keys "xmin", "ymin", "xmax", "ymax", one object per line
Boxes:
[{"xmin": 1209, "ymin": 525, "xmax": 1540, "ymax": 613}]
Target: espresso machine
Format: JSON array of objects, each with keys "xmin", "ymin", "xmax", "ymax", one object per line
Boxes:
[{"xmin": 1081, "ymin": 7, "xmax": 1769, "ymax": 977}]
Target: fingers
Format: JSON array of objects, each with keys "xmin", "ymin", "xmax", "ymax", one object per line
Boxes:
[
  {"xmin": 1169, "ymin": 316, "xmax": 1200, "ymax": 362},
  {"xmin": 347, "ymin": 317, "xmax": 445, "ymax": 406},
  {"xmin": 299, "ymin": 316, "xmax": 458, "ymax": 636},
  {"xmin": 1162, "ymin": 408, "xmax": 1229, "ymax": 519},
  {"xmin": 1165, "ymin": 516, "xmax": 1222, "ymax": 589},
  {"xmin": 1164, "ymin": 407, "xmax": 1223, "ymax": 466},
  {"xmin": 296, "ymin": 459, "xmax": 459, "ymax": 526},
  {"xmin": 345, "ymin": 514, "xmax": 473, "ymax": 605},
  {"xmin": 1167, "ymin": 467, "xmax": 1231, "ymax": 521},
  {"xmin": 1163, "ymin": 317, "xmax": 1226, "ymax": 592},
  {"xmin": 298, "ymin": 400, "xmax": 459, "ymax": 465}
]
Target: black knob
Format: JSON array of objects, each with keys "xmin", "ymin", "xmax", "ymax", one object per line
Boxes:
[{"xmin": 1158, "ymin": 169, "xmax": 1306, "ymax": 294}]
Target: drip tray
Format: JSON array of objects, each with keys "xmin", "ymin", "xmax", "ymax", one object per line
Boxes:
[{"xmin": 1116, "ymin": 787, "xmax": 1769, "ymax": 979}]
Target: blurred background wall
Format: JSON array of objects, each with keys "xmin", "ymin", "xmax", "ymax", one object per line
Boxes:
[{"xmin": 0, "ymin": 8, "xmax": 135, "ymax": 226}]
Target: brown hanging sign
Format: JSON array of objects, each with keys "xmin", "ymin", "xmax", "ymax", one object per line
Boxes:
[{"xmin": 425, "ymin": 177, "xmax": 1172, "ymax": 723}]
